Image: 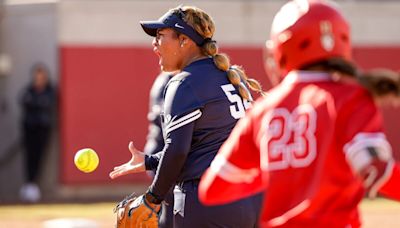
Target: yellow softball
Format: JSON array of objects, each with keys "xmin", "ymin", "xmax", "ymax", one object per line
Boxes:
[{"xmin": 74, "ymin": 148, "xmax": 99, "ymax": 173}]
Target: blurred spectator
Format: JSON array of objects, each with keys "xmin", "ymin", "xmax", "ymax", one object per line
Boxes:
[{"xmin": 19, "ymin": 63, "xmax": 56, "ymax": 203}]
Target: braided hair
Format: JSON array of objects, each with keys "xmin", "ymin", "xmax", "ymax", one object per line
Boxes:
[{"xmin": 173, "ymin": 6, "xmax": 264, "ymax": 101}]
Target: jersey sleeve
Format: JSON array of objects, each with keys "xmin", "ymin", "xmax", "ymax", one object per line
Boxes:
[
  {"xmin": 338, "ymin": 89, "xmax": 400, "ymax": 199},
  {"xmin": 147, "ymin": 74, "xmax": 203, "ymax": 200},
  {"xmin": 379, "ymin": 162, "xmax": 400, "ymax": 201},
  {"xmin": 339, "ymin": 90, "xmax": 388, "ymax": 172},
  {"xmin": 199, "ymin": 107, "xmax": 265, "ymax": 205},
  {"xmin": 162, "ymin": 74, "xmax": 203, "ymax": 136},
  {"xmin": 149, "ymin": 121, "xmax": 195, "ymax": 200}
]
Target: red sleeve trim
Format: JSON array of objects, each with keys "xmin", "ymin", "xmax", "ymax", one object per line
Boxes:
[{"xmin": 379, "ymin": 163, "xmax": 400, "ymax": 201}]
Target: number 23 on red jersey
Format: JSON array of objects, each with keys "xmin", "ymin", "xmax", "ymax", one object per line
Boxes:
[{"xmin": 260, "ymin": 104, "xmax": 317, "ymax": 171}]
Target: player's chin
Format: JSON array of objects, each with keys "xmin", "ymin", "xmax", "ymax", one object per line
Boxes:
[
  {"xmin": 158, "ymin": 58, "xmax": 167, "ymax": 70},
  {"xmin": 160, "ymin": 63, "xmax": 177, "ymax": 73},
  {"xmin": 159, "ymin": 60, "xmax": 165, "ymax": 70}
]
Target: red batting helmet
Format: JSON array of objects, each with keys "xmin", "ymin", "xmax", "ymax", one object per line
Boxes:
[{"xmin": 270, "ymin": 0, "xmax": 352, "ymax": 75}]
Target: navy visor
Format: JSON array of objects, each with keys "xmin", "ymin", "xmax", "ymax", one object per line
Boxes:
[{"xmin": 140, "ymin": 10, "xmax": 206, "ymax": 46}]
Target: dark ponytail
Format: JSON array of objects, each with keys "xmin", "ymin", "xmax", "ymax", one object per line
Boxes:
[{"xmin": 358, "ymin": 69, "xmax": 400, "ymax": 98}]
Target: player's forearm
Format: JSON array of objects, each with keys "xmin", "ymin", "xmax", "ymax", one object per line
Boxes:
[
  {"xmin": 144, "ymin": 151, "xmax": 163, "ymax": 170},
  {"xmin": 147, "ymin": 123, "xmax": 194, "ymax": 201},
  {"xmin": 379, "ymin": 162, "xmax": 400, "ymax": 201}
]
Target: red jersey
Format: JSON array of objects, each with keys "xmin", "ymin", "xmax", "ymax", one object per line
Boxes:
[{"xmin": 199, "ymin": 71, "xmax": 400, "ymax": 228}]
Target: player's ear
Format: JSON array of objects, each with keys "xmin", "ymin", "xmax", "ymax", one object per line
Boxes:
[{"xmin": 179, "ymin": 35, "xmax": 188, "ymax": 47}]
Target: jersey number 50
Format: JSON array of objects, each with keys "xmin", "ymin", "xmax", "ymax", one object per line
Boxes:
[
  {"xmin": 221, "ymin": 84, "xmax": 251, "ymax": 119},
  {"xmin": 260, "ymin": 104, "xmax": 317, "ymax": 171}
]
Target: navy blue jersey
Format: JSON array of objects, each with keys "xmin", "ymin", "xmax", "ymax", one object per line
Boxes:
[
  {"xmin": 143, "ymin": 72, "xmax": 172, "ymax": 155},
  {"xmin": 145, "ymin": 58, "xmax": 251, "ymax": 200}
]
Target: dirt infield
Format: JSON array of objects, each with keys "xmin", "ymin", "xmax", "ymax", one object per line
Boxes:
[
  {"xmin": 0, "ymin": 202, "xmax": 115, "ymax": 228},
  {"xmin": 0, "ymin": 199, "xmax": 399, "ymax": 227},
  {"xmin": 361, "ymin": 198, "xmax": 400, "ymax": 228}
]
